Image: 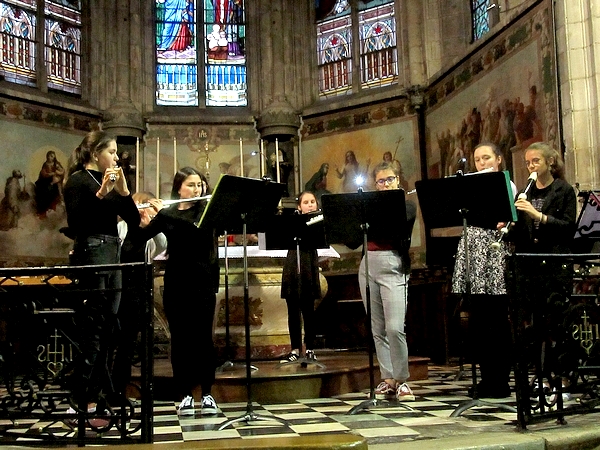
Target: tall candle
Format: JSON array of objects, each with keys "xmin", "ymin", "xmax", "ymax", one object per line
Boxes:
[
  {"xmin": 173, "ymin": 137, "xmax": 177, "ymax": 175},
  {"xmin": 135, "ymin": 137, "xmax": 139, "ymax": 193},
  {"xmin": 275, "ymin": 138, "xmax": 281, "ymax": 183},
  {"xmin": 239, "ymin": 138, "xmax": 244, "ymax": 177},
  {"xmin": 260, "ymin": 139, "xmax": 265, "ymax": 178},
  {"xmin": 156, "ymin": 137, "xmax": 160, "ymax": 197}
]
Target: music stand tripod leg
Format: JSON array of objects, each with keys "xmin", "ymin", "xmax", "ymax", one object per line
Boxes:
[
  {"xmin": 218, "ymin": 217, "xmax": 288, "ymax": 430},
  {"xmin": 217, "ymin": 233, "xmax": 257, "ymax": 373}
]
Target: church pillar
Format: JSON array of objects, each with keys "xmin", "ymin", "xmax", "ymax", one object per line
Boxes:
[{"xmin": 555, "ymin": 0, "xmax": 600, "ymax": 189}]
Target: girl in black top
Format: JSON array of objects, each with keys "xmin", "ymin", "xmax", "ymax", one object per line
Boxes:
[
  {"xmin": 280, "ymin": 191, "xmax": 322, "ymax": 363},
  {"xmin": 135, "ymin": 167, "xmax": 220, "ymax": 416},
  {"xmin": 63, "ymin": 131, "xmax": 139, "ymax": 411}
]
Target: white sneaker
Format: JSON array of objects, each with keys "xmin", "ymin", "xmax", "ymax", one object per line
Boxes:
[
  {"xmin": 201, "ymin": 394, "xmax": 218, "ymax": 415},
  {"xmin": 177, "ymin": 395, "xmax": 195, "ymax": 416}
]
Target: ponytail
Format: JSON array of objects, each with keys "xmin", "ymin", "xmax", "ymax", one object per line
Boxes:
[{"xmin": 67, "ymin": 131, "xmax": 116, "ymax": 176}]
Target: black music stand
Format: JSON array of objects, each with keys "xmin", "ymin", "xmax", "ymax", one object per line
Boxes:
[
  {"xmin": 415, "ymin": 171, "xmax": 518, "ymax": 417},
  {"xmin": 263, "ymin": 211, "xmax": 328, "ymax": 369},
  {"xmin": 321, "ymin": 188, "xmax": 413, "ymax": 415},
  {"xmin": 216, "ymin": 232, "xmax": 258, "ymax": 373},
  {"xmin": 196, "ymin": 174, "xmax": 289, "ymax": 429}
]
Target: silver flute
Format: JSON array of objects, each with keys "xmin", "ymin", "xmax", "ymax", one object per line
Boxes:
[
  {"xmin": 137, "ymin": 194, "xmax": 212, "ymax": 209},
  {"xmin": 109, "ymin": 166, "xmax": 119, "ymax": 182}
]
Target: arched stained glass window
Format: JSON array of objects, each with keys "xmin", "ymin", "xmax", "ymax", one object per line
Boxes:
[
  {"xmin": 0, "ymin": 0, "xmax": 81, "ymax": 94},
  {"xmin": 204, "ymin": 0, "xmax": 246, "ymax": 106},
  {"xmin": 156, "ymin": 0, "xmax": 198, "ymax": 106},
  {"xmin": 155, "ymin": 0, "xmax": 247, "ymax": 107},
  {"xmin": 358, "ymin": 0, "xmax": 397, "ymax": 89},
  {"xmin": 316, "ymin": 0, "xmax": 352, "ymax": 98},
  {"xmin": 472, "ymin": 0, "xmax": 491, "ymax": 41}
]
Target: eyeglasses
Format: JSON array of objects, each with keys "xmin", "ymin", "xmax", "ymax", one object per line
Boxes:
[
  {"xmin": 375, "ymin": 176, "xmax": 398, "ymax": 186},
  {"xmin": 525, "ymin": 158, "xmax": 542, "ymax": 167}
]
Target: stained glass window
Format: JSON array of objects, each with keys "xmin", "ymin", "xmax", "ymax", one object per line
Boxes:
[
  {"xmin": 155, "ymin": 0, "xmax": 247, "ymax": 107},
  {"xmin": 358, "ymin": 1, "xmax": 397, "ymax": 89},
  {"xmin": 0, "ymin": 0, "xmax": 80, "ymax": 94},
  {"xmin": 204, "ymin": 0, "xmax": 246, "ymax": 106},
  {"xmin": 156, "ymin": 0, "xmax": 198, "ymax": 106},
  {"xmin": 472, "ymin": 0, "xmax": 490, "ymax": 41},
  {"xmin": 316, "ymin": 0, "xmax": 352, "ymax": 98}
]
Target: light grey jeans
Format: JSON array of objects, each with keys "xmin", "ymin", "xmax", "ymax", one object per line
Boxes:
[{"xmin": 359, "ymin": 250, "xmax": 409, "ymax": 382}]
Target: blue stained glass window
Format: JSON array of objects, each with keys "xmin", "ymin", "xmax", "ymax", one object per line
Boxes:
[
  {"xmin": 155, "ymin": 0, "xmax": 247, "ymax": 107},
  {"xmin": 156, "ymin": 0, "xmax": 198, "ymax": 106},
  {"xmin": 472, "ymin": 0, "xmax": 490, "ymax": 41}
]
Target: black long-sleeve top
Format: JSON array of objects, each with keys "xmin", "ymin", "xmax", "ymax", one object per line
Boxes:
[
  {"xmin": 511, "ymin": 178, "xmax": 576, "ymax": 254},
  {"xmin": 133, "ymin": 200, "xmax": 220, "ymax": 294},
  {"xmin": 64, "ymin": 169, "xmax": 139, "ymax": 239}
]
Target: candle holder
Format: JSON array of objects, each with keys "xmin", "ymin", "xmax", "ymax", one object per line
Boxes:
[{"xmin": 184, "ymin": 129, "xmax": 219, "ymax": 179}]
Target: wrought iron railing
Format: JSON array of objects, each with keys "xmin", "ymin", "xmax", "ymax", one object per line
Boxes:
[
  {"xmin": 0, "ymin": 262, "xmax": 153, "ymax": 445},
  {"xmin": 509, "ymin": 253, "xmax": 600, "ymax": 430}
]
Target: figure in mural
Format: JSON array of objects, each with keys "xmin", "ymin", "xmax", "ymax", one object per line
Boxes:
[
  {"xmin": 157, "ymin": 0, "xmax": 195, "ymax": 52},
  {"xmin": 0, "ymin": 170, "xmax": 26, "ymax": 230},
  {"xmin": 514, "ymin": 85, "xmax": 542, "ymax": 148},
  {"xmin": 305, "ymin": 163, "xmax": 331, "ymax": 204},
  {"xmin": 335, "ymin": 150, "xmax": 370, "ymax": 193},
  {"xmin": 34, "ymin": 150, "xmax": 65, "ymax": 218},
  {"xmin": 382, "ymin": 151, "xmax": 409, "ymax": 191}
]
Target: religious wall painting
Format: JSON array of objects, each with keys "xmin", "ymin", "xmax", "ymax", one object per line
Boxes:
[
  {"xmin": 300, "ymin": 116, "xmax": 425, "ymax": 268},
  {"xmin": 425, "ymin": 0, "xmax": 558, "ymax": 192},
  {"xmin": 0, "ymin": 120, "xmax": 83, "ymax": 266}
]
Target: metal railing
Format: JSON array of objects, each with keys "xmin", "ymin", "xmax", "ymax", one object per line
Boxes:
[
  {"xmin": 0, "ymin": 262, "xmax": 153, "ymax": 445},
  {"xmin": 509, "ymin": 253, "xmax": 600, "ymax": 430}
]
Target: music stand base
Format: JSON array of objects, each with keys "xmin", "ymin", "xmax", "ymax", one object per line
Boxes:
[
  {"xmin": 218, "ymin": 411, "xmax": 290, "ymax": 430},
  {"xmin": 348, "ymin": 397, "xmax": 415, "ymax": 415},
  {"xmin": 216, "ymin": 360, "xmax": 258, "ymax": 373},
  {"xmin": 450, "ymin": 399, "xmax": 517, "ymax": 417},
  {"xmin": 279, "ymin": 358, "xmax": 326, "ymax": 369}
]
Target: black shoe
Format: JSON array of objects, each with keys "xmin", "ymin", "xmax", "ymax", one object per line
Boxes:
[
  {"xmin": 279, "ymin": 352, "xmax": 299, "ymax": 364},
  {"xmin": 468, "ymin": 382, "xmax": 510, "ymax": 399}
]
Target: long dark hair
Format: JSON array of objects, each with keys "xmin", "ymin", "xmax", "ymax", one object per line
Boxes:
[
  {"xmin": 67, "ymin": 131, "xmax": 116, "ymax": 176},
  {"xmin": 170, "ymin": 167, "xmax": 210, "ymax": 199}
]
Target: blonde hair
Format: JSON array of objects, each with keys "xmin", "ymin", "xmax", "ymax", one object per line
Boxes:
[{"xmin": 525, "ymin": 142, "xmax": 565, "ymax": 179}]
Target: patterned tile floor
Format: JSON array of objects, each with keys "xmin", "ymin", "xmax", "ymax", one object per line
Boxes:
[
  {"xmin": 152, "ymin": 366, "xmax": 520, "ymax": 446},
  {"xmin": 2, "ymin": 365, "xmax": 599, "ymax": 447}
]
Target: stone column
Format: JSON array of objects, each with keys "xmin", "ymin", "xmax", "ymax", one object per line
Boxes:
[{"xmin": 555, "ymin": 0, "xmax": 600, "ymax": 189}]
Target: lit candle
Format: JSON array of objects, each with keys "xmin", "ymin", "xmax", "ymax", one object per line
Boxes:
[
  {"xmin": 239, "ymin": 137, "xmax": 244, "ymax": 177},
  {"xmin": 173, "ymin": 136, "xmax": 177, "ymax": 175},
  {"xmin": 275, "ymin": 138, "xmax": 281, "ymax": 184},
  {"xmin": 135, "ymin": 137, "xmax": 139, "ymax": 193},
  {"xmin": 156, "ymin": 137, "xmax": 160, "ymax": 197},
  {"xmin": 260, "ymin": 139, "xmax": 265, "ymax": 178}
]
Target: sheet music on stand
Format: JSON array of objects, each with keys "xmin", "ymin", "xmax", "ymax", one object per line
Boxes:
[{"xmin": 574, "ymin": 191, "xmax": 600, "ymax": 253}]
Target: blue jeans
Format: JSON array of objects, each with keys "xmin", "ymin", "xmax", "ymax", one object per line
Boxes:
[{"xmin": 359, "ymin": 250, "xmax": 409, "ymax": 382}]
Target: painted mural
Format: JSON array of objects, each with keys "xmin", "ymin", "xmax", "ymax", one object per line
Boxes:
[
  {"xmin": 0, "ymin": 120, "xmax": 84, "ymax": 266},
  {"xmin": 300, "ymin": 113, "xmax": 424, "ymax": 267},
  {"xmin": 425, "ymin": 0, "xmax": 558, "ymax": 191}
]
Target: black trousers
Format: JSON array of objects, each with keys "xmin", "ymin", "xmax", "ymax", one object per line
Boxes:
[
  {"xmin": 70, "ymin": 234, "xmax": 122, "ymax": 403},
  {"xmin": 468, "ymin": 294, "xmax": 512, "ymax": 388},
  {"xmin": 163, "ymin": 279, "xmax": 216, "ymax": 397},
  {"xmin": 284, "ymin": 294, "xmax": 316, "ymax": 351}
]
